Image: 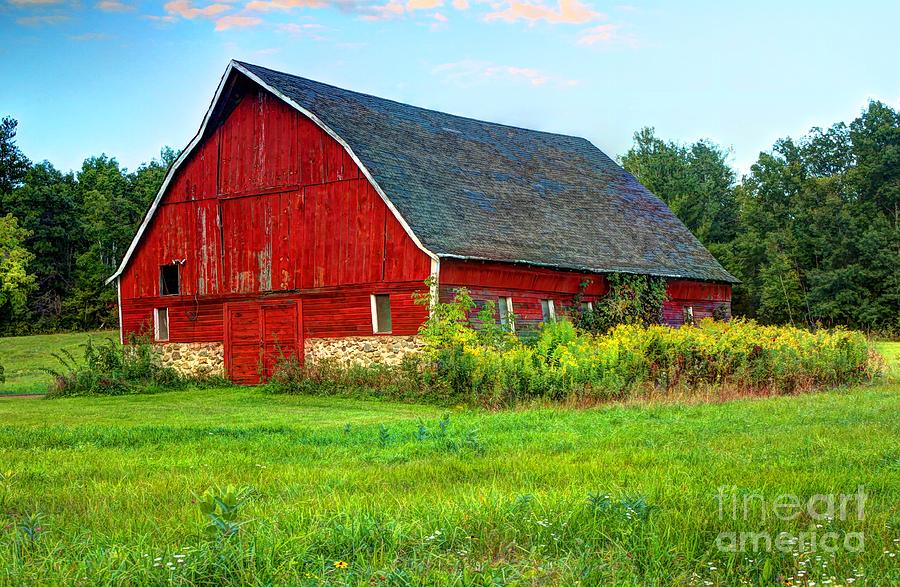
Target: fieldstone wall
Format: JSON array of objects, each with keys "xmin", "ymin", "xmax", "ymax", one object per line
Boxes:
[
  {"xmin": 158, "ymin": 342, "xmax": 225, "ymax": 378},
  {"xmin": 304, "ymin": 336, "xmax": 424, "ymax": 366}
]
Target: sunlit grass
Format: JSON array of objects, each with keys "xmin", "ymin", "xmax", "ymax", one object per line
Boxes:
[
  {"xmin": 0, "ymin": 330, "xmax": 116, "ymax": 394},
  {"xmin": 0, "ymin": 378, "xmax": 898, "ymax": 584}
]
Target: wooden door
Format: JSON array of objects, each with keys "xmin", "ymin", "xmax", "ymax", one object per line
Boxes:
[{"xmin": 224, "ymin": 299, "xmax": 303, "ymax": 384}]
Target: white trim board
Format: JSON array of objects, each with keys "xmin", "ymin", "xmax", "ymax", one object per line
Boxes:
[{"xmin": 106, "ymin": 60, "xmax": 438, "ymax": 286}]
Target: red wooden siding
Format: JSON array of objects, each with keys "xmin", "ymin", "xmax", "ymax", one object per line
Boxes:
[
  {"xmin": 121, "ymin": 284, "xmax": 427, "ymax": 342},
  {"xmin": 663, "ymin": 280, "xmax": 732, "ymax": 325},
  {"xmin": 120, "ymin": 88, "xmax": 431, "ymax": 344},
  {"xmin": 224, "ymin": 300, "xmax": 302, "ymax": 384},
  {"xmin": 440, "ymin": 260, "xmax": 732, "ymax": 329}
]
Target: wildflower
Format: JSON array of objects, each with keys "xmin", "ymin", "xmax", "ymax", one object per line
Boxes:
[{"xmin": 334, "ymin": 560, "xmax": 349, "ymax": 570}]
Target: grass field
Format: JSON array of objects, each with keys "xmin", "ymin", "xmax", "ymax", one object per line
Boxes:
[
  {"xmin": 0, "ymin": 334, "xmax": 897, "ymax": 585},
  {"xmin": 0, "ymin": 330, "xmax": 116, "ymax": 394}
]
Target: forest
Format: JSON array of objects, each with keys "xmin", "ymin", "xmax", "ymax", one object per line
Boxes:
[{"xmin": 0, "ymin": 101, "xmax": 897, "ymax": 336}]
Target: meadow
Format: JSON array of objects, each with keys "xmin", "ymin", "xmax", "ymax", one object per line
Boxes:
[
  {"xmin": 0, "ymin": 330, "xmax": 116, "ymax": 395},
  {"xmin": 0, "ymin": 333, "xmax": 897, "ymax": 585}
]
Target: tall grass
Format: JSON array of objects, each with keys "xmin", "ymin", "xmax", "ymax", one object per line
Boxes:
[
  {"xmin": 272, "ymin": 289, "xmax": 879, "ymax": 408},
  {"xmin": 44, "ymin": 335, "xmax": 227, "ymax": 398},
  {"xmin": 0, "ymin": 386, "xmax": 897, "ymax": 585}
]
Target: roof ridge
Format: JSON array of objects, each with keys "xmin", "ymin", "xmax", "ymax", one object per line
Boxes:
[{"xmin": 234, "ymin": 60, "xmax": 594, "ymax": 144}]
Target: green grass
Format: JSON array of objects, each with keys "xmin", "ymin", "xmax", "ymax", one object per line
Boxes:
[
  {"xmin": 0, "ymin": 330, "xmax": 116, "ymax": 394},
  {"xmin": 877, "ymin": 340, "xmax": 900, "ymax": 378},
  {"xmin": 0, "ymin": 334, "xmax": 896, "ymax": 585}
]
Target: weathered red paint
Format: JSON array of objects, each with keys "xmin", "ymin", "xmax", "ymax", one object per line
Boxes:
[
  {"xmin": 119, "ymin": 85, "xmax": 732, "ymax": 383},
  {"xmin": 119, "ymin": 89, "xmax": 431, "ymax": 381},
  {"xmin": 438, "ymin": 260, "xmax": 731, "ymax": 328}
]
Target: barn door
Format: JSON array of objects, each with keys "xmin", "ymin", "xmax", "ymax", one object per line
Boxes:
[{"xmin": 224, "ymin": 300, "xmax": 303, "ymax": 384}]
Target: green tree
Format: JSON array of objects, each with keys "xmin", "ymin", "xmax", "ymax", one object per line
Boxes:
[
  {"xmin": 2, "ymin": 162, "xmax": 79, "ymax": 328},
  {"xmin": 620, "ymin": 127, "xmax": 739, "ymax": 246},
  {"xmin": 733, "ymin": 101, "xmax": 900, "ymax": 333},
  {"xmin": 0, "ymin": 214, "xmax": 35, "ymax": 324},
  {"xmin": 0, "ymin": 117, "xmax": 30, "ymax": 197}
]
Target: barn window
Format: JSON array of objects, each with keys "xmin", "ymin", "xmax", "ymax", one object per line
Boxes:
[
  {"xmin": 154, "ymin": 308, "xmax": 169, "ymax": 341},
  {"xmin": 371, "ymin": 294, "xmax": 392, "ymax": 334},
  {"xmin": 540, "ymin": 299, "xmax": 556, "ymax": 322},
  {"xmin": 160, "ymin": 264, "xmax": 180, "ymax": 296},
  {"xmin": 497, "ymin": 296, "xmax": 515, "ymax": 331},
  {"xmin": 683, "ymin": 305, "xmax": 695, "ymax": 326},
  {"xmin": 581, "ymin": 301, "xmax": 594, "ymax": 313}
]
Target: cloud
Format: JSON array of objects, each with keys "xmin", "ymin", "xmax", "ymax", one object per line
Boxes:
[
  {"xmin": 8, "ymin": 0, "xmax": 65, "ymax": 5},
  {"xmin": 96, "ymin": 0, "xmax": 133, "ymax": 11},
  {"xmin": 164, "ymin": 0, "xmax": 232, "ymax": 19},
  {"xmin": 214, "ymin": 14, "xmax": 262, "ymax": 29},
  {"xmin": 485, "ymin": 0, "xmax": 600, "ymax": 24},
  {"xmin": 451, "ymin": 0, "xmax": 467, "ymax": 8},
  {"xmin": 361, "ymin": 0, "xmax": 403, "ymax": 20},
  {"xmin": 69, "ymin": 31, "xmax": 111, "ymax": 40},
  {"xmin": 434, "ymin": 59, "xmax": 579, "ymax": 88},
  {"xmin": 406, "ymin": 0, "xmax": 441, "ymax": 10},
  {"xmin": 277, "ymin": 22, "xmax": 325, "ymax": 39},
  {"xmin": 577, "ymin": 22, "xmax": 616, "ymax": 44},
  {"xmin": 16, "ymin": 14, "xmax": 69, "ymax": 24},
  {"xmin": 278, "ymin": 22, "xmax": 324, "ymax": 32},
  {"xmin": 432, "ymin": 11, "xmax": 446, "ymax": 21},
  {"xmin": 244, "ymin": 0, "xmax": 327, "ymax": 12}
]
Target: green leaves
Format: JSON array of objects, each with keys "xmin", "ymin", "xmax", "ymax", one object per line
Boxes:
[
  {"xmin": 0, "ymin": 214, "xmax": 35, "ymax": 316},
  {"xmin": 194, "ymin": 485, "xmax": 255, "ymax": 539}
]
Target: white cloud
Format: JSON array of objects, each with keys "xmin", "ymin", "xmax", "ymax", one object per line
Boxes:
[
  {"xmin": 485, "ymin": 0, "xmax": 601, "ymax": 25},
  {"xmin": 434, "ymin": 59, "xmax": 579, "ymax": 88}
]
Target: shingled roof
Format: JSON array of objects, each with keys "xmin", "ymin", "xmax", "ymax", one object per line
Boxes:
[
  {"xmin": 110, "ymin": 61, "xmax": 738, "ymax": 285},
  {"xmin": 236, "ymin": 62, "xmax": 736, "ymax": 284}
]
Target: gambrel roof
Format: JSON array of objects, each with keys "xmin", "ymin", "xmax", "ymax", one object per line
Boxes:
[{"xmin": 110, "ymin": 60, "xmax": 737, "ymax": 284}]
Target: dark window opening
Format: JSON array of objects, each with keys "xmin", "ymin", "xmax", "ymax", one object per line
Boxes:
[
  {"xmin": 160, "ymin": 264, "xmax": 180, "ymax": 296},
  {"xmin": 373, "ymin": 294, "xmax": 392, "ymax": 334}
]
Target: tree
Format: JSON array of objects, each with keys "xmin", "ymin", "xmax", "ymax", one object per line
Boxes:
[
  {"xmin": 620, "ymin": 127, "xmax": 739, "ymax": 246},
  {"xmin": 733, "ymin": 101, "xmax": 900, "ymax": 333},
  {"xmin": 2, "ymin": 162, "xmax": 79, "ymax": 328},
  {"xmin": 0, "ymin": 117, "xmax": 30, "ymax": 198},
  {"xmin": 0, "ymin": 214, "xmax": 35, "ymax": 326}
]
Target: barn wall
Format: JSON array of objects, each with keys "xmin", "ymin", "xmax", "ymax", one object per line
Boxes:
[
  {"xmin": 439, "ymin": 260, "xmax": 732, "ymax": 329},
  {"xmin": 663, "ymin": 280, "xmax": 732, "ymax": 325},
  {"xmin": 119, "ymin": 88, "xmax": 431, "ymax": 345}
]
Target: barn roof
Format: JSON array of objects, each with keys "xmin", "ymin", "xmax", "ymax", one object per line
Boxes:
[{"xmin": 110, "ymin": 61, "xmax": 737, "ymax": 284}]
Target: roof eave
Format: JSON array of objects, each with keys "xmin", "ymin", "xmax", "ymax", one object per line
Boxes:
[{"xmin": 435, "ymin": 253, "xmax": 740, "ymax": 285}]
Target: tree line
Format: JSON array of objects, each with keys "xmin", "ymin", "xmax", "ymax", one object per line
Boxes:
[{"xmin": 0, "ymin": 101, "xmax": 897, "ymax": 336}]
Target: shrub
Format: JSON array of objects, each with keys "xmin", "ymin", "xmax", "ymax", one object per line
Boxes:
[
  {"xmin": 0, "ymin": 362, "xmax": 4, "ymax": 384},
  {"xmin": 267, "ymin": 354, "xmax": 457, "ymax": 404},
  {"xmin": 44, "ymin": 335, "xmax": 223, "ymax": 398},
  {"xmin": 575, "ymin": 274, "xmax": 668, "ymax": 334},
  {"xmin": 417, "ymin": 292, "xmax": 879, "ymax": 407},
  {"xmin": 269, "ymin": 286, "xmax": 879, "ymax": 408}
]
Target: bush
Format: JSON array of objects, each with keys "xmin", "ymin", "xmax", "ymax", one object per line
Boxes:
[
  {"xmin": 418, "ymin": 293, "xmax": 880, "ymax": 407},
  {"xmin": 267, "ymin": 354, "xmax": 457, "ymax": 404},
  {"xmin": 0, "ymin": 362, "xmax": 4, "ymax": 384},
  {"xmin": 575, "ymin": 273, "xmax": 668, "ymax": 333},
  {"xmin": 269, "ymin": 287, "xmax": 880, "ymax": 408},
  {"xmin": 44, "ymin": 335, "xmax": 224, "ymax": 398}
]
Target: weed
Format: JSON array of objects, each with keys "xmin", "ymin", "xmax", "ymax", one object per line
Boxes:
[{"xmin": 195, "ymin": 485, "xmax": 255, "ymax": 540}]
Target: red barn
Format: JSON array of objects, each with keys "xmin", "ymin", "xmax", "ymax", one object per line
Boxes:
[{"xmin": 109, "ymin": 61, "xmax": 737, "ymax": 383}]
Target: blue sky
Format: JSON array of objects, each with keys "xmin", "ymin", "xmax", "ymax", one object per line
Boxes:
[{"xmin": 1, "ymin": 0, "xmax": 898, "ymax": 175}]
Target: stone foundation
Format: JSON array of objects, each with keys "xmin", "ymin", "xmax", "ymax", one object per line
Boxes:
[
  {"xmin": 304, "ymin": 335, "xmax": 424, "ymax": 367},
  {"xmin": 158, "ymin": 342, "xmax": 225, "ymax": 378}
]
